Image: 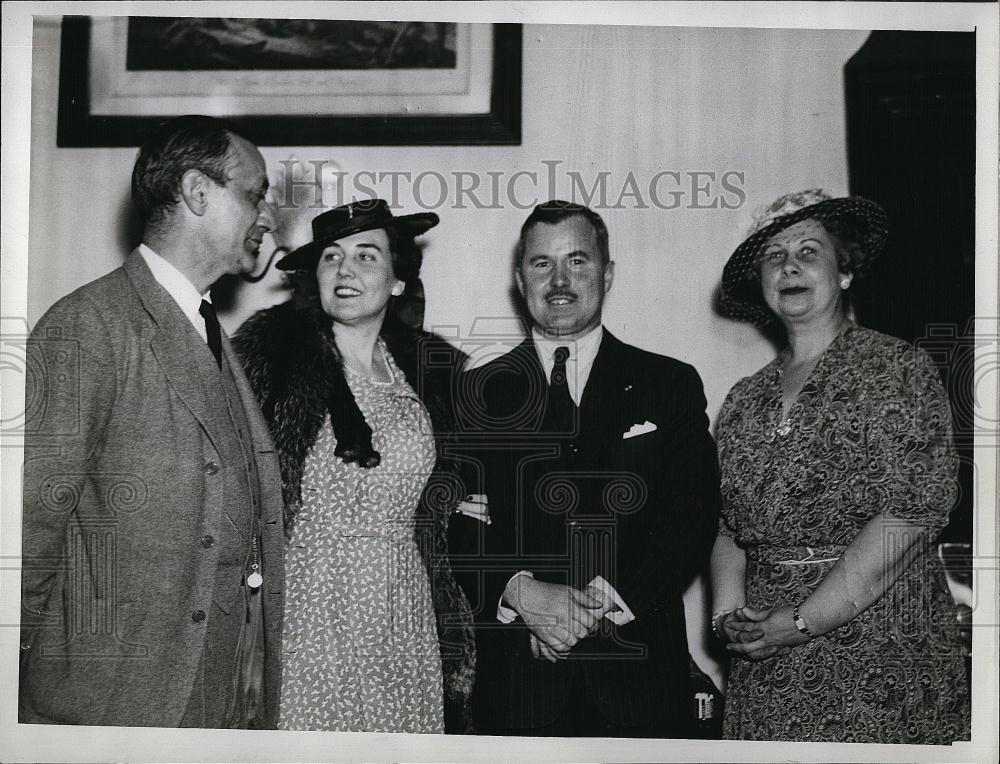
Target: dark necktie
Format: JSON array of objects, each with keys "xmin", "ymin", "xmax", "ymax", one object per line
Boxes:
[
  {"xmin": 199, "ymin": 300, "xmax": 222, "ymax": 369},
  {"xmin": 547, "ymin": 345, "xmax": 575, "ymax": 433}
]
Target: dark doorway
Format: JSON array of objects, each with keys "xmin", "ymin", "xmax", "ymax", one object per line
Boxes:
[{"xmin": 845, "ymin": 30, "xmax": 975, "ymax": 546}]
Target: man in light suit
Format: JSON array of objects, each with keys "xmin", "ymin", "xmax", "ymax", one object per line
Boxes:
[
  {"xmin": 451, "ymin": 201, "xmax": 720, "ymax": 737},
  {"xmin": 19, "ymin": 116, "xmax": 285, "ymax": 728}
]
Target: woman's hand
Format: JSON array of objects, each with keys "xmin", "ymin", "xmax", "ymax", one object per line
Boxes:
[
  {"xmin": 715, "ymin": 609, "xmax": 758, "ymax": 645},
  {"xmin": 725, "ymin": 606, "xmax": 808, "ymax": 661}
]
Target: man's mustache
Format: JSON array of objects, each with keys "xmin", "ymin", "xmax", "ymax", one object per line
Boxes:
[{"xmin": 544, "ymin": 290, "xmax": 578, "ymax": 301}]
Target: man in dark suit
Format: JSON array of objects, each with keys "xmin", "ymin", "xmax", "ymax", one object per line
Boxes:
[
  {"xmin": 451, "ymin": 200, "xmax": 720, "ymax": 737},
  {"xmin": 19, "ymin": 116, "xmax": 285, "ymax": 728}
]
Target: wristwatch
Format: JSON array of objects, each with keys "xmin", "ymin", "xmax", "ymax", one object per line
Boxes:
[{"xmin": 792, "ymin": 602, "xmax": 815, "ymax": 638}]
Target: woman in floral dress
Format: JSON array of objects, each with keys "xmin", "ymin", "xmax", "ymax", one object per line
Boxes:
[
  {"xmin": 235, "ymin": 199, "xmax": 474, "ymax": 733},
  {"xmin": 710, "ymin": 190, "xmax": 969, "ymax": 743}
]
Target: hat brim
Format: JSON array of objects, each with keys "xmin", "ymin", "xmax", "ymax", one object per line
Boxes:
[
  {"xmin": 719, "ymin": 197, "xmax": 888, "ymax": 324},
  {"xmin": 276, "ymin": 212, "xmax": 439, "ymax": 271}
]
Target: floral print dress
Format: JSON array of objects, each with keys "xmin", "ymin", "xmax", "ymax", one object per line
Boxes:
[
  {"xmin": 717, "ymin": 323, "xmax": 969, "ymax": 743},
  {"xmin": 278, "ymin": 341, "xmax": 444, "ymax": 732}
]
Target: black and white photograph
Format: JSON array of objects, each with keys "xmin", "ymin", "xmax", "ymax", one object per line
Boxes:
[
  {"xmin": 1, "ymin": 1, "xmax": 997, "ymax": 762},
  {"xmin": 124, "ymin": 18, "xmax": 459, "ymax": 71}
]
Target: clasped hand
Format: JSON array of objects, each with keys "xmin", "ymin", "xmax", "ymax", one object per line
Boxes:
[
  {"xmin": 505, "ymin": 578, "xmax": 613, "ymax": 663},
  {"xmin": 721, "ymin": 605, "xmax": 811, "ymax": 661}
]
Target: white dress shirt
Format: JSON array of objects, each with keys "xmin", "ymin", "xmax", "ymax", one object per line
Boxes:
[
  {"xmin": 530, "ymin": 325, "xmax": 603, "ymax": 405},
  {"xmin": 138, "ymin": 244, "xmax": 212, "ymax": 343}
]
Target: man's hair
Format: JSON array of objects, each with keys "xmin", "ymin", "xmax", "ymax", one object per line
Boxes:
[
  {"xmin": 131, "ymin": 115, "xmax": 245, "ymax": 232},
  {"xmin": 514, "ymin": 200, "xmax": 610, "ymax": 268}
]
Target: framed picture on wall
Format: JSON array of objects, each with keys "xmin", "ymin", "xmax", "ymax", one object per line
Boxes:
[{"xmin": 57, "ymin": 16, "xmax": 522, "ymax": 146}]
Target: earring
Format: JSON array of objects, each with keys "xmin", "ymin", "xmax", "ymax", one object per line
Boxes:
[{"xmin": 840, "ymin": 278, "xmax": 851, "ymax": 289}]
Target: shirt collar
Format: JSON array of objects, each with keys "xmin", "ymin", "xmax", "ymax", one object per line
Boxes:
[
  {"xmin": 138, "ymin": 243, "xmax": 210, "ymax": 340},
  {"xmin": 139, "ymin": 243, "xmax": 209, "ymax": 303},
  {"xmin": 531, "ymin": 324, "xmax": 604, "ymax": 365},
  {"xmin": 531, "ymin": 325, "xmax": 603, "ymax": 405}
]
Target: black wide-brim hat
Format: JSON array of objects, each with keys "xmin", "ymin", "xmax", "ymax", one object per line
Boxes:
[
  {"xmin": 277, "ymin": 199, "xmax": 439, "ymax": 271},
  {"xmin": 720, "ymin": 191, "xmax": 889, "ymax": 324}
]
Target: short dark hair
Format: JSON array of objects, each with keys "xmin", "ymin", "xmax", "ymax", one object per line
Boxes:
[
  {"xmin": 383, "ymin": 226, "xmax": 423, "ymax": 288},
  {"xmin": 514, "ymin": 200, "xmax": 610, "ymax": 268},
  {"xmin": 131, "ymin": 115, "xmax": 245, "ymax": 231}
]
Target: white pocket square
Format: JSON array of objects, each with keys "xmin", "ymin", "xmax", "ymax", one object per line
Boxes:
[{"xmin": 623, "ymin": 420, "xmax": 657, "ymax": 439}]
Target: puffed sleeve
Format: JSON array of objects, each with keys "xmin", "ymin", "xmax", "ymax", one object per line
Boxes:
[{"xmin": 863, "ymin": 344, "xmax": 959, "ymax": 535}]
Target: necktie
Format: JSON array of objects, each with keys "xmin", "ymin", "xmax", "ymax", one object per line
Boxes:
[
  {"xmin": 199, "ymin": 300, "xmax": 222, "ymax": 369},
  {"xmin": 547, "ymin": 345, "xmax": 575, "ymax": 433}
]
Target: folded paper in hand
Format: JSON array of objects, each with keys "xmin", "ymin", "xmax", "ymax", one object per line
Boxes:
[
  {"xmin": 457, "ymin": 494, "xmax": 490, "ymax": 524},
  {"xmin": 589, "ymin": 574, "xmax": 635, "ymax": 625}
]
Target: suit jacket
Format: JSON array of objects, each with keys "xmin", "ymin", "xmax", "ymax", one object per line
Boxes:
[
  {"xmin": 19, "ymin": 251, "xmax": 286, "ymax": 727},
  {"xmin": 450, "ymin": 331, "xmax": 719, "ymax": 733}
]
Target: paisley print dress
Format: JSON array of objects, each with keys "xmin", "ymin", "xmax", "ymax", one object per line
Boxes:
[
  {"xmin": 278, "ymin": 342, "xmax": 444, "ymax": 732},
  {"xmin": 717, "ymin": 323, "xmax": 969, "ymax": 743}
]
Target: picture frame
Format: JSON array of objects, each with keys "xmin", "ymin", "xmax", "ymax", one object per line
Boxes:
[{"xmin": 56, "ymin": 15, "xmax": 522, "ymax": 147}]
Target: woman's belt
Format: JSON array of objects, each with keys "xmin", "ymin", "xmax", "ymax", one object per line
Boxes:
[
  {"xmin": 334, "ymin": 521, "xmax": 418, "ymax": 541},
  {"xmin": 745, "ymin": 543, "xmax": 846, "ymax": 566}
]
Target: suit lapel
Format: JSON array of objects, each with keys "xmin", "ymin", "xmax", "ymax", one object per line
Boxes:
[
  {"xmin": 578, "ymin": 330, "xmax": 628, "ymax": 438},
  {"xmin": 220, "ymin": 334, "xmax": 283, "ymax": 526},
  {"xmin": 124, "ymin": 251, "xmax": 231, "ymax": 454},
  {"xmin": 517, "ymin": 331, "xmax": 630, "ymax": 439},
  {"xmin": 481, "ymin": 338, "xmax": 548, "ymax": 433},
  {"xmin": 518, "ymin": 338, "xmax": 549, "ymax": 433},
  {"xmin": 220, "ymin": 334, "xmax": 273, "ymax": 451}
]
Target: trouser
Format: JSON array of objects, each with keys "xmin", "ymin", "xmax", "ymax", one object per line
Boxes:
[{"xmin": 478, "ymin": 663, "xmax": 692, "ymax": 738}]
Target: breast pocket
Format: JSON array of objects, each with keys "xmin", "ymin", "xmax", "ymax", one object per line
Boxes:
[{"xmin": 615, "ymin": 419, "xmax": 662, "ymax": 468}]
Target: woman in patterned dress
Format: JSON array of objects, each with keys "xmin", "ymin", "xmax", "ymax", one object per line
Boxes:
[
  {"xmin": 710, "ymin": 190, "xmax": 970, "ymax": 743},
  {"xmin": 233, "ymin": 200, "xmax": 475, "ymax": 733}
]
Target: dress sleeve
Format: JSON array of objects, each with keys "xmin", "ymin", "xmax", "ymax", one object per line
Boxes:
[
  {"xmin": 863, "ymin": 345, "xmax": 959, "ymax": 535},
  {"xmin": 717, "ymin": 511, "xmax": 738, "ymax": 539}
]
